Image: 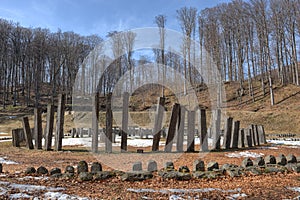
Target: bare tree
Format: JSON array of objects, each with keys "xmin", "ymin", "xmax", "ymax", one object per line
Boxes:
[{"xmin": 155, "ymin": 15, "xmax": 166, "ymax": 96}]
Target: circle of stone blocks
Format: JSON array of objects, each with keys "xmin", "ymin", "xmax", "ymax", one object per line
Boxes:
[
  {"xmin": 91, "ymin": 162, "xmax": 102, "ymax": 173},
  {"xmin": 77, "ymin": 161, "xmax": 88, "ymax": 174},
  {"xmin": 265, "ymin": 155, "xmax": 276, "ymax": 164},
  {"xmin": 132, "ymin": 161, "xmax": 142, "ymax": 171},
  {"xmin": 147, "ymin": 160, "xmax": 157, "ymax": 172},
  {"xmin": 193, "ymin": 160, "xmax": 205, "ymax": 172}
]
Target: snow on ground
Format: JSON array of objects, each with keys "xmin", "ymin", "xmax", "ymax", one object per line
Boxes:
[
  {"xmin": 287, "ymin": 187, "xmax": 300, "ymax": 193},
  {"xmin": 0, "ymin": 181, "xmax": 89, "ymax": 199},
  {"xmin": 225, "ymin": 151, "xmax": 264, "ymax": 158},
  {"xmin": 128, "ymin": 188, "xmax": 246, "ymax": 200},
  {"xmin": 0, "ymin": 157, "xmax": 18, "ymax": 164},
  {"xmin": 267, "ymin": 139, "xmax": 300, "ymax": 147}
]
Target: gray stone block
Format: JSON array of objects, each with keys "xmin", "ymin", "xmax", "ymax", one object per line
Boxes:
[
  {"xmin": 265, "ymin": 155, "xmax": 276, "ymax": 164},
  {"xmin": 79, "ymin": 172, "xmax": 93, "ymax": 181},
  {"xmin": 132, "ymin": 161, "xmax": 142, "ymax": 171},
  {"xmin": 241, "ymin": 158, "xmax": 253, "ymax": 168},
  {"xmin": 147, "ymin": 160, "xmax": 157, "ymax": 172},
  {"xmin": 207, "ymin": 161, "xmax": 219, "ymax": 171},
  {"xmin": 91, "ymin": 162, "xmax": 102, "ymax": 173},
  {"xmin": 77, "ymin": 161, "xmax": 88, "ymax": 174},
  {"xmin": 276, "ymin": 154, "xmax": 287, "ymax": 166},
  {"xmin": 286, "ymin": 154, "xmax": 297, "ymax": 163},
  {"xmin": 193, "ymin": 160, "xmax": 205, "ymax": 172},
  {"xmin": 253, "ymin": 157, "xmax": 265, "ymax": 166}
]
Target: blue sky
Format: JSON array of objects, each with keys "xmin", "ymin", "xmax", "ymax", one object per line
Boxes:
[{"xmin": 0, "ymin": 0, "xmax": 231, "ymax": 38}]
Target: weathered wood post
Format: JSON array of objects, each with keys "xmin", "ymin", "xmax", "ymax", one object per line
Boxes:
[
  {"xmin": 121, "ymin": 92, "xmax": 129, "ymax": 152},
  {"xmin": 152, "ymin": 97, "xmax": 165, "ymax": 152},
  {"xmin": 54, "ymin": 94, "xmax": 66, "ymax": 151},
  {"xmin": 92, "ymin": 93, "xmax": 99, "ymax": 153},
  {"xmin": 105, "ymin": 93, "xmax": 113, "ymax": 153},
  {"xmin": 199, "ymin": 109, "xmax": 208, "ymax": 152},
  {"xmin": 253, "ymin": 124, "xmax": 260, "ymax": 146},
  {"xmin": 176, "ymin": 106, "xmax": 186, "ymax": 152},
  {"xmin": 22, "ymin": 117, "xmax": 34, "ymax": 150},
  {"xmin": 212, "ymin": 109, "xmax": 221, "ymax": 150},
  {"xmin": 249, "ymin": 125, "xmax": 257, "ymax": 146},
  {"xmin": 165, "ymin": 103, "xmax": 180, "ymax": 152},
  {"xmin": 243, "ymin": 128, "xmax": 249, "ymax": 148},
  {"xmin": 223, "ymin": 117, "xmax": 233, "ymax": 149},
  {"xmin": 12, "ymin": 129, "xmax": 20, "ymax": 147},
  {"xmin": 187, "ymin": 110, "xmax": 195, "ymax": 152},
  {"xmin": 247, "ymin": 128, "xmax": 253, "ymax": 147},
  {"xmin": 238, "ymin": 128, "xmax": 245, "ymax": 148},
  {"xmin": 231, "ymin": 120, "xmax": 240, "ymax": 148},
  {"xmin": 257, "ymin": 125, "xmax": 267, "ymax": 144},
  {"xmin": 44, "ymin": 104, "xmax": 54, "ymax": 151},
  {"xmin": 34, "ymin": 107, "xmax": 42, "ymax": 149}
]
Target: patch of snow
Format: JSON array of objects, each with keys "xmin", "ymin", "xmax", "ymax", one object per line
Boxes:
[
  {"xmin": 257, "ymin": 146, "xmax": 279, "ymax": 150},
  {"xmin": 0, "ymin": 174, "xmax": 7, "ymax": 177},
  {"xmin": 127, "ymin": 188, "xmax": 156, "ymax": 193},
  {"xmin": 267, "ymin": 140, "xmax": 300, "ymax": 147},
  {"xmin": 10, "ymin": 193, "xmax": 32, "ymax": 199},
  {"xmin": 128, "ymin": 188, "xmax": 242, "ymax": 194},
  {"xmin": 17, "ymin": 176, "xmax": 49, "ymax": 181},
  {"xmin": 0, "ymin": 157, "xmax": 18, "ymax": 164},
  {"xmin": 225, "ymin": 151, "xmax": 264, "ymax": 158},
  {"xmin": 287, "ymin": 187, "xmax": 300, "ymax": 192},
  {"xmin": 44, "ymin": 192, "xmax": 89, "ymax": 200},
  {"xmin": 9, "ymin": 183, "xmax": 64, "ymax": 192},
  {"xmin": 0, "ymin": 181, "xmax": 10, "ymax": 186},
  {"xmin": 228, "ymin": 193, "xmax": 247, "ymax": 199},
  {"xmin": 0, "ymin": 187, "xmax": 7, "ymax": 196}
]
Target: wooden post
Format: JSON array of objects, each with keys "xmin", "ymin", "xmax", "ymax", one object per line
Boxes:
[
  {"xmin": 199, "ymin": 109, "xmax": 208, "ymax": 152},
  {"xmin": 44, "ymin": 104, "xmax": 54, "ymax": 151},
  {"xmin": 105, "ymin": 93, "xmax": 113, "ymax": 153},
  {"xmin": 212, "ymin": 109, "xmax": 221, "ymax": 150},
  {"xmin": 238, "ymin": 128, "xmax": 245, "ymax": 148},
  {"xmin": 244, "ymin": 128, "xmax": 249, "ymax": 148},
  {"xmin": 22, "ymin": 117, "xmax": 34, "ymax": 150},
  {"xmin": 165, "ymin": 103, "xmax": 180, "ymax": 152},
  {"xmin": 92, "ymin": 93, "xmax": 99, "ymax": 153},
  {"xmin": 247, "ymin": 128, "xmax": 253, "ymax": 147},
  {"xmin": 223, "ymin": 117, "xmax": 233, "ymax": 149},
  {"xmin": 152, "ymin": 97, "xmax": 165, "ymax": 152},
  {"xmin": 121, "ymin": 92, "xmax": 129, "ymax": 152},
  {"xmin": 249, "ymin": 125, "xmax": 256, "ymax": 146},
  {"xmin": 187, "ymin": 110, "xmax": 195, "ymax": 152},
  {"xmin": 12, "ymin": 129, "xmax": 20, "ymax": 147},
  {"xmin": 34, "ymin": 107, "xmax": 42, "ymax": 149},
  {"xmin": 231, "ymin": 120, "xmax": 240, "ymax": 148},
  {"xmin": 176, "ymin": 106, "xmax": 186, "ymax": 152},
  {"xmin": 55, "ymin": 94, "xmax": 66, "ymax": 151},
  {"xmin": 257, "ymin": 125, "xmax": 267, "ymax": 144}
]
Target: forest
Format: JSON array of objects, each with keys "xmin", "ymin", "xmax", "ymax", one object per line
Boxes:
[{"xmin": 0, "ymin": 0, "xmax": 299, "ymax": 108}]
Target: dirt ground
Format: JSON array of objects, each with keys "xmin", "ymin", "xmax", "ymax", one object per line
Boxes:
[{"xmin": 0, "ymin": 141, "xmax": 300, "ymax": 199}]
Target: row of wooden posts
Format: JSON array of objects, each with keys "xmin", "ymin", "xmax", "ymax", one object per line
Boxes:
[{"xmin": 11, "ymin": 93, "xmax": 266, "ymax": 153}]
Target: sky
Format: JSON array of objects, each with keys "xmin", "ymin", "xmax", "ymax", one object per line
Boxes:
[{"xmin": 0, "ymin": 0, "xmax": 231, "ymax": 38}]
